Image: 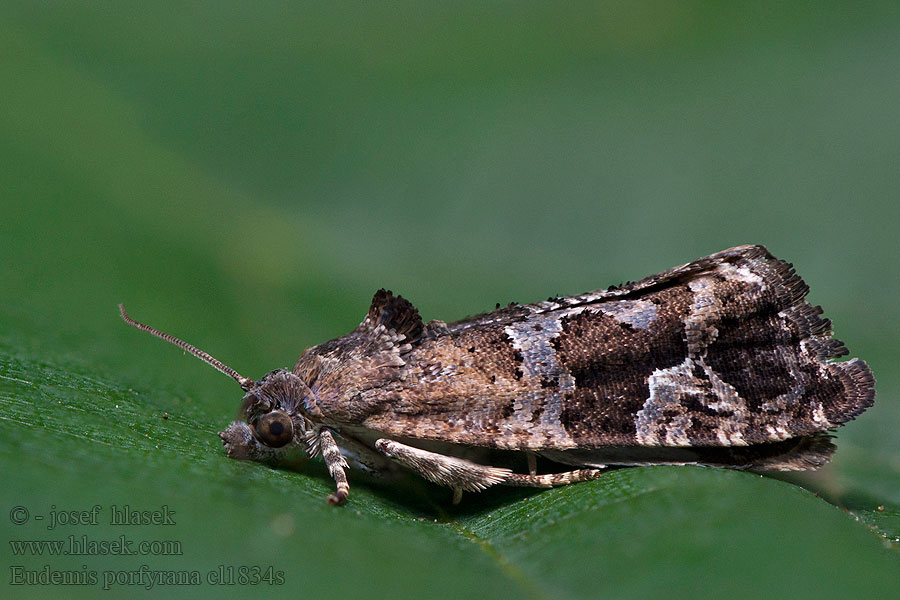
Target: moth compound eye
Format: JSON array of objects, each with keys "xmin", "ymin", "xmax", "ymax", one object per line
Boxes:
[{"xmin": 255, "ymin": 411, "xmax": 294, "ymax": 448}]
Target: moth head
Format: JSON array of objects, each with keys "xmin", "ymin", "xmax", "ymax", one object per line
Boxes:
[
  {"xmin": 118, "ymin": 305, "xmax": 318, "ymax": 462},
  {"xmin": 217, "ymin": 369, "xmax": 317, "ymax": 460}
]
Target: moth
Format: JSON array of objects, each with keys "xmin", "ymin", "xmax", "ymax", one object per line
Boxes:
[{"xmin": 121, "ymin": 245, "xmax": 874, "ymax": 505}]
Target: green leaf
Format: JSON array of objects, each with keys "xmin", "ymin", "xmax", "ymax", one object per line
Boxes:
[{"xmin": 3, "ymin": 351, "xmax": 899, "ymax": 599}]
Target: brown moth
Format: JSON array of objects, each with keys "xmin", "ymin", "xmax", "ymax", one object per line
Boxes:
[{"xmin": 121, "ymin": 245, "xmax": 874, "ymax": 505}]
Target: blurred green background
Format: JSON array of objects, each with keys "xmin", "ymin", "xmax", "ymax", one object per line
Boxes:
[{"xmin": 2, "ymin": 2, "xmax": 900, "ymax": 598}]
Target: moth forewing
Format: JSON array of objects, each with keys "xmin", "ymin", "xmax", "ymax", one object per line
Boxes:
[{"xmin": 122, "ymin": 244, "xmax": 874, "ymax": 504}]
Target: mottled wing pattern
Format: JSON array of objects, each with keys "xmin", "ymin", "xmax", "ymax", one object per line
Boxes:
[
  {"xmin": 525, "ymin": 244, "xmax": 874, "ymax": 448},
  {"xmin": 346, "ymin": 246, "xmax": 873, "ymax": 457}
]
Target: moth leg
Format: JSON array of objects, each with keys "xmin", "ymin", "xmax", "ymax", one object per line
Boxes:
[
  {"xmin": 332, "ymin": 433, "xmax": 392, "ymax": 475},
  {"xmin": 504, "ymin": 469, "xmax": 606, "ymax": 489},
  {"xmin": 374, "ymin": 439, "xmax": 512, "ymax": 501},
  {"xmin": 525, "ymin": 451, "xmax": 538, "ymax": 475},
  {"xmin": 317, "ymin": 428, "xmax": 350, "ymax": 505}
]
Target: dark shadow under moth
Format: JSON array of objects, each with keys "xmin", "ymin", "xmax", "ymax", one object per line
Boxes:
[{"xmin": 121, "ymin": 245, "xmax": 874, "ymax": 505}]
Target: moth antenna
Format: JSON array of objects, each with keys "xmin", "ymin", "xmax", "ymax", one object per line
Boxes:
[{"xmin": 119, "ymin": 304, "xmax": 256, "ymax": 391}]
